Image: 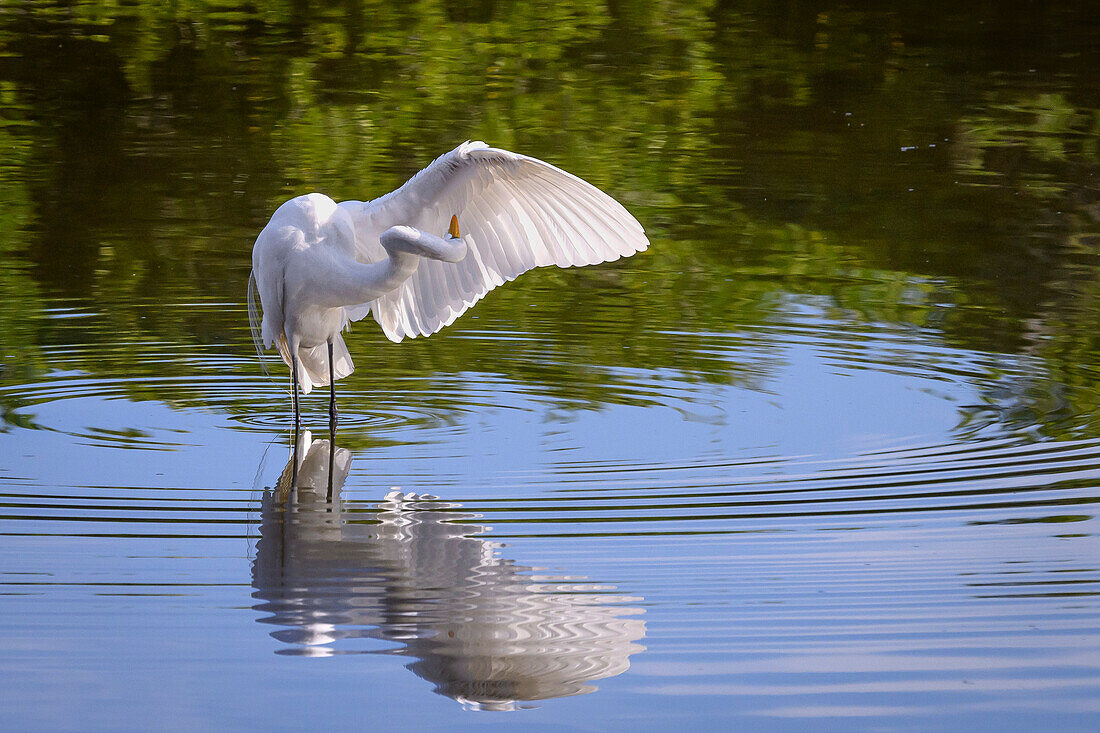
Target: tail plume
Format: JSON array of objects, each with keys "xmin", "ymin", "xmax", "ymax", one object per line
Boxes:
[
  {"xmin": 247, "ymin": 270, "xmax": 275, "ymax": 381},
  {"xmin": 294, "ymin": 335, "xmax": 355, "ymax": 395}
]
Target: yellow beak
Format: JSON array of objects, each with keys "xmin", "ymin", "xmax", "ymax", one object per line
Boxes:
[{"xmin": 448, "ymin": 214, "xmax": 461, "ymax": 239}]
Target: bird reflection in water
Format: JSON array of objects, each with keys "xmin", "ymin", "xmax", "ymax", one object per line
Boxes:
[{"xmin": 252, "ymin": 432, "xmax": 646, "ymax": 710}]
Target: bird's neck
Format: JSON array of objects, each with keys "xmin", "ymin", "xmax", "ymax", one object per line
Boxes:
[
  {"xmin": 319, "ymin": 252, "xmax": 419, "ymax": 309},
  {"xmin": 374, "ymin": 250, "xmax": 420, "ymax": 291}
]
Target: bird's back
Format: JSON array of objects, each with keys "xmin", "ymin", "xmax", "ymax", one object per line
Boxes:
[
  {"xmin": 251, "ymin": 193, "xmax": 346, "ymax": 350},
  {"xmin": 250, "ymin": 193, "xmax": 362, "ymax": 393}
]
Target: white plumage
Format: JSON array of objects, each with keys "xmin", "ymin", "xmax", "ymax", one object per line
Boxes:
[{"xmin": 249, "ymin": 141, "xmax": 648, "ymax": 418}]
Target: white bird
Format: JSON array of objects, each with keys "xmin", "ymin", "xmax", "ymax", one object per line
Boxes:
[{"xmin": 249, "ymin": 140, "xmax": 649, "ymax": 429}]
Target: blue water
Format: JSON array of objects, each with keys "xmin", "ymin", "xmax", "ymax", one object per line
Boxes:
[
  {"xmin": 4, "ymin": 300, "xmax": 1099, "ymax": 729},
  {"xmin": 3, "ymin": 2, "xmax": 1100, "ymax": 728}
]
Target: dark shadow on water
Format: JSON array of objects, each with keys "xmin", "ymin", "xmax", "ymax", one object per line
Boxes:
[{"xmin": 251, "ymin": 431, "xmax": 646, "ymax": 711}]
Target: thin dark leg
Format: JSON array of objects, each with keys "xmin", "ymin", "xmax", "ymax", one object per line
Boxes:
[
  {"xmin": 291, "ymin": 354, "xmax": 301, "ymax": 433},
  {"xmin": 287, "ymin": 422, "xmax": 300, "ymax": 563},
  {"xmin": 326, "ymin": 342, "xmax": 336, "ymax": 501},
  {"xmin": 328, "ymin": 341, "xmax": 338, "ymax": 438},
  {"xmin": 290, "ymin": 420, "xmax": 300, "ymax": 495},
  {"xmin": 326, "ymin": 434, "xmax": 335, "ymax": 504}
]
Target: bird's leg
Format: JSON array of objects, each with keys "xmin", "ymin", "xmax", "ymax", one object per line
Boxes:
[
  {"xmin": 328, "ymin": 341, "xmax": 338, "ymax": 438},
  {"xmin": 291, "ymin": 353, "xmax": 301, "ymax": 433},
  {"xmin": 290, "ymin": 420, "xmax": 300, "ymax": 495},
  {"xmin": 288, "ymin": 427, "xmax": 300, "ymax": 560},
  {"xmin": 326, "ymin": 432, "xmax": 336, "ymax": 504},
  {"xmin": 326, "ymin": 341, "xmax": 337, "ymax": 502}
]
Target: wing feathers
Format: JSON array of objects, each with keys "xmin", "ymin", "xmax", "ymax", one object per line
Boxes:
[
  {"xmin": 360, "ymin": 142, "xmax": 648, "ymax": 341},
  {"xmin": 528, "ymin": 176, "xmax": 603, "ymax": 264}
]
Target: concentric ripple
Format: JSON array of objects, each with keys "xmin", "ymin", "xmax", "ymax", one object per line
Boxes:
[{"xmin": 3, "ymin": 296, "xmax": 1099, "ymax": 726}]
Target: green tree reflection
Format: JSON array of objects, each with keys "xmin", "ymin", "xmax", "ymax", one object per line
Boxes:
[{"xmin": 0, "ymin": 0, "xmax": 1097, "ymax": 439}]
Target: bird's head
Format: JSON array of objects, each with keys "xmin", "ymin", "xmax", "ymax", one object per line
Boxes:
[{"xmin": 446, "ymin": 214, "xmax": 461, "ymax": 241}]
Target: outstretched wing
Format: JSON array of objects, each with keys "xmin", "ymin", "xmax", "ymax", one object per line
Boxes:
[{"xmin": 348, "ymin": 141, "xmax": 648, "ymax": 341}]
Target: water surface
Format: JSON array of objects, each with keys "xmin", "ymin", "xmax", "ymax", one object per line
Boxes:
[{"xmin": 1, "ymin": 2, "xmax": 1099, "ymax": 730}]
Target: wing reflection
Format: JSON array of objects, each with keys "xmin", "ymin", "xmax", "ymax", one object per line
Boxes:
[{"xmin": 252, "ymin": 432, "xmax": 646, "ymax": 710}]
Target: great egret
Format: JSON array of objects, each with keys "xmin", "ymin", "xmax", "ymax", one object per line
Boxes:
[{"xmin": 249, "ymin": 140, "xmax": 649, "ymax": 430}]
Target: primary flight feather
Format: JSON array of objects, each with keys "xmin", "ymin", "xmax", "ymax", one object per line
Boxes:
[{"xmin": 249, "ymin": 140, "xmax": 649, "ymax": 428}]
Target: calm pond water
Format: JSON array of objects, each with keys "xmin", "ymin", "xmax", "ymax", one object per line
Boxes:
[{"xmin": 2, "ymin": 2, "xmax": 1100, "ymax": 730}]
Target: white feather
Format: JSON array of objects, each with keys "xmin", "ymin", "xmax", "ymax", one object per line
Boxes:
[
  {"xmin": 250, "ymin": 142, "xmax": 648, "ymax": 400},
  {"xmin": 339, "ymin": 141, "xmax": 648, "ymax": 341}
]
